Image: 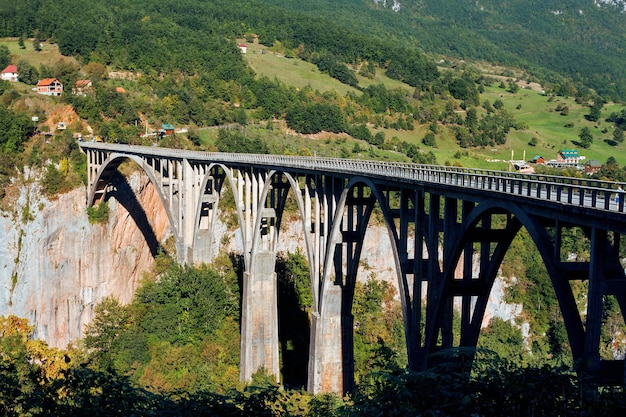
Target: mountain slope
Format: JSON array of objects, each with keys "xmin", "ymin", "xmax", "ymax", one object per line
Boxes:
[{"xmin": 258, "ymin": 0, "xmax": 626, "ymax": 101}]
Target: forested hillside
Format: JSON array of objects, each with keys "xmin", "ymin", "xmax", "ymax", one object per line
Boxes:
[
  {"xmin": 262, "ymin": 0, "xmax": 626, "ymax": 102},
  {"xmin": 1, "ymin": 0, "xmax": 626, "ymax": 414}
]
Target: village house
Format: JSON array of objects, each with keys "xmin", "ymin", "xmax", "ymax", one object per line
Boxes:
[
  {"xmin": 162, "ymin": 123, "xmax": 175, "ymax": 135},
  {"xmin": 530, "ymin": 155, "xmax": 545, "ymax": 164},
  {"xmin": 557, "ymin": 149, "xmax": 580, "ymax": 164},
  {"xmin": 584, "ymin": 160, "xmax": 602, "ymax": 175},
  {"xmin": 72, "ymin": 79, "xmax": 92, "ymax": 96},
  {"xmin": 36, "ymin": 78, "xmax": 63, "ymax": 96},
  {"xmin": 1, "ymin": 64, "xmax": 19, "ymax": 82},
  {"xmin": 238, "ymin": 43, "xmax": 247, "ymax": 53}
]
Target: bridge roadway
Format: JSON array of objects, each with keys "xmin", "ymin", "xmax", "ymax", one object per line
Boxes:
[{"xmin": 80, "ymin": 142, "xmax": 626, "ymax": 393}]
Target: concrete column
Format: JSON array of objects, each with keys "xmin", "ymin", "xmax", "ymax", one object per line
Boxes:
[
  {"xmin": 308, "ymin": 284, "xmax": 351, "ymax": 394},
  {"xmin": 240, "ymin": 250, "xmax": 280, "ymax": 383}
]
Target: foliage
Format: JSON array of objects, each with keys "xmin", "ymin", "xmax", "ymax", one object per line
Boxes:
[
  {"xmin": 216, "ymin": 128, "xmax": 270, "ymax": 154},
  {"xmin": 286, "ymin": 102, "xmax": 346, "ymax": 135},
  {"xmin": 84, "ymin": 262, "xmax": 241, "ymax": 394},
  {"xmin": 87, "ymin": 202, "xmax": 109, "ymax": 225}
]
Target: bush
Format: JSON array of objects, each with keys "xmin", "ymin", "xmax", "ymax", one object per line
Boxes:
[{"xmin": 87, "ymin": 203, "xmax": 109, "ymax": 225}]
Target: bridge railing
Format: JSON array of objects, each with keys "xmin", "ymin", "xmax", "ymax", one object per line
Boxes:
[{"xmin": 79, "ymin": 142, "xmax": 625, "ymax": 213}]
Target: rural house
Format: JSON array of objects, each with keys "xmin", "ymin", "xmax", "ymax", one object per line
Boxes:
[
  {"xmin": 238, "ymin": 43, "xmax": 247, "ymax": 53},
  {"xmin": 37, "ymin": 78, "xmax": 63, "ymax": 96},
  {"xmin": 530, "ymin": 155, "xmax": 545, "ymax": 164},
  {"xmin": 557, "ymin": 149, "xmax": 580, "ymax": 164},
  {"xmin": 584, "ymin": 160, "xmax": 602, "ymax": 175},
  {"xmin": 73, "ymin": 79, "xmax": 92, "ymax": 96},
  {"xmin": 162, "ymin": 123, "xmax": 175, "ymax": 135},
  {"xmin": 1, "ymin": 64, "xmax": 18, "ymax": 82}
]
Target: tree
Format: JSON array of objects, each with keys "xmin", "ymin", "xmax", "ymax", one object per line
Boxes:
[
  {"xmin": 0, "ymin": 46, "xmax": 10, "ymax": 70},
  {"xmin": 16, "ymin": 60, "xmax": 37, "ymax": 85},
  {"xmin": 586, "ymin": 100, "xmax": 603, "ymax": 122},
  {"xmin": 83, "ymin": 62, "xmax": 108, "ymax": 81},
  {"xmin": 578, "ymin": 126, "xmax": 593, "ymax": 148},
  {"xmin": 422, "ymin": 132, "xmax": 436, "ymax": 147},
  {"xmin": 613, "ymin": 127, "xmax": 624, "ymax": 144}
]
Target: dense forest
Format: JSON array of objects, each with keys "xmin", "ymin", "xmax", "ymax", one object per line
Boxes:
[{"xmin": 1, "ymin": 0, "xmax": 626, "ymax": 414}]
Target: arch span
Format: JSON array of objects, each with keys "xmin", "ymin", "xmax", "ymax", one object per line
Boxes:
[
  {"xmin": 424, "ymin": 198, "xmax": 624, "ymax": 383},
  {"xmin": 87, "ymin": 154, "xmax": 180, "ymax": 258}
]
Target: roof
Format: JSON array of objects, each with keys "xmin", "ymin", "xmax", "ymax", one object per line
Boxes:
[
  {"xmin": 2, "ymin": 65, "xmax": 17, "ymax": 73},
  {"xmin": 75, "ymin": 79, "xmax": 92, "ymax": 87},
  {"xmin": 531, "ymin": 155, "xmax": 543, "ymax": 161},
  {"xmin": 37, "ymin": 78, "xmax": 61, "ymax": 86},
  {"xmin": 586, "ymin": 160, "xmax": 602, "ymax": 167},
  {"xmin": 162, "ymin": 123, "xmax": 175, "ymax": 130},
  {"xmin": 559, "ymin": 149, "xmax": 579, "ymax": 157}
]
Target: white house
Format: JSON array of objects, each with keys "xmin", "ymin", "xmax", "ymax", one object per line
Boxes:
[{"xmin": 1, "ymin": 65, "xmax": 18, "ymax": 82}]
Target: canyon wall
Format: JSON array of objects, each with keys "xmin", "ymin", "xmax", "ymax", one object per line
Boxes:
[
  {"xmin": 0, "ymin": 171, "xmax": 519, "ymax": 348},
  {"xmin": 0, "ymin": 171, "xmax": 169, "ymax": 348}
]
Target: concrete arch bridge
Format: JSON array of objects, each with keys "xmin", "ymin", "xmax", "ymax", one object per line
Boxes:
[{"xmin": 80, "ymin": 142, "xmax": 626, "ymax": 394}]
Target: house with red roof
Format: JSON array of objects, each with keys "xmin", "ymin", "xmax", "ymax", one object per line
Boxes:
[
  {"xmin": 72, "ymin": 79, "xmax": 92, "ymax": 96},
  {"xmin": 1, "ymin": 65, "xmax": 18, "ymax": 82},
  {"xmin": 36, "ymin": 78, "xmax": 63, "ymax": 96}
]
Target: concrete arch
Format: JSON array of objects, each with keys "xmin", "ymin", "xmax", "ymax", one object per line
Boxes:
[
  {"xmin": 87, "ymin": 153, "xmax": 180, "ymax": 252},
  {"xmin": 193, "ymin": 163, "xmax": 246, "ymax": 265},
  {"xmin": 248, "ymin": 170, "xmax": 316, "ymax": 285},
  {"xmin": 424, "ymin": 198, "xmax": 586, "ymax": 364}
]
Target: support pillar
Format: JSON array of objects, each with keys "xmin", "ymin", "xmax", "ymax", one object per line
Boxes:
[
  {"xmin": 240, "ymin": 250, "xmax": 280, "ymax": 382},
  {"xmin": 308, "ymin": 284, "xmax": 351, "ymax": 394}
]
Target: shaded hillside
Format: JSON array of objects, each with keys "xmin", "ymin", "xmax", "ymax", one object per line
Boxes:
[{"xmin": 259, "ymin": 0, "xmax": 626, "ymax": 101}]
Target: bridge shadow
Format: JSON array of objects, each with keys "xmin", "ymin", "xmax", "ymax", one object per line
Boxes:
[
  {"xmin": 106, "ymin": 172, "xmax": 163, "ymax": 258},
  {"xmin": 276, "ymin": 254, "xmax": 311, "ymax": 389}
]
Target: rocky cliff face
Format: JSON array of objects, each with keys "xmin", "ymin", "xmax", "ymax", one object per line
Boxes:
[
  {"xmin": 0, "ymin": 171, "xmax": 520, "ymax": 348},
  {"xmin": 0, "ymin": 171, "xmax": 168, "ymax": 348}
]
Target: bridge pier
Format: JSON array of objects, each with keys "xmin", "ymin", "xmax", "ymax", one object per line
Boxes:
[
  {"xmin": 240, "ymin": 250, "xmax": 280, "ymax": 382},
  {"xmin": 308, "ymin": 285, "xmax": 354, "ymax": 393}
]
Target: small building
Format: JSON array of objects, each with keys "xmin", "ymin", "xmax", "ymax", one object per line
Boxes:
[
  {"xmin": 1, "ymin": 65, "xmax": 18, "ymax": 82},
  {"xmin": 36, "ymin": 78, "xmax": 63, "ymax": 96},
  {"xmin": 162, "ymin": 123, "xmax": 175, "ymax": 135},
  {"xmin": 557, "ymin": 149, "xmax": 580, "ymax": 164},
  {"xmin": 530, "ymin": 155, "xmax": 545, "ymax": 164},
  {"xmin": 238, "ymin": 43, "xmax": 247, "ymax": 54},
  {"xmin": 72, "ymin": 79, "xmax": 92, "ymax": 96},
  {"xmin": 584, "ymin": 160, "xmax": 602, "ymax": 175}
]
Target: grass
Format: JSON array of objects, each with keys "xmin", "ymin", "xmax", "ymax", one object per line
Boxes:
[{"xmin": 2, "ymin": 39, "xmax": 72, "ymax": 68}]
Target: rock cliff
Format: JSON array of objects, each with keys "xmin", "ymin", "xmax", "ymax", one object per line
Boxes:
[
  {"xmin": 0, "ymin": 171, "xmax": 520, "ymax": 348},
  {"xmin": 0, "ymin": 171, "xmax": 168, "ymax": 348}
]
